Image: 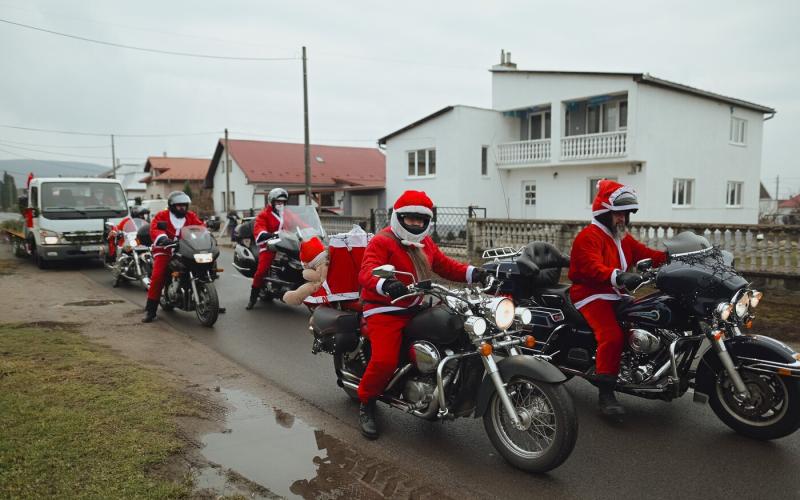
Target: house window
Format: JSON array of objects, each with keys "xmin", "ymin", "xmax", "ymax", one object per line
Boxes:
[
  {"xmin": 672, "ymin": 179, "xmax": 694, "ymax": 207},
  {"xmin": 619, "ymin": 101, "xmax": 628, "ymax": 129},
  {"xmin": 727, "ymin": 181, "xmax": 743, "ymax": 207},
  {"xmin": 588, "ymin": 177, "xmax": 618, "ymax": 204},
  {"xmin": 587, "ymin": 100, "xmax": 627, "ymax": 134},
  {"xmin": 528, "ymin": 111, "xmax": 551, "ymax": 140},
  {"xmin": 524, "ymin": 183, "xmax": 536, "ymax": 206},
  {"xmin": 730, "ymin": 117, "xmax": 747, "ymax": 145},
  {"xmin": 220, "ymin": 192, "xmax": 225, "ymax": 211},
  {"xmin": 320, "ymin": 192, "xmax": 335, "ymax": 207},
  {"xmin": 406, "ymin": 149, "xmax": 436, "ymax": 177},
  {"xmin": 481, "ymin": 146, "xmax": 488, "ymax": 176},
  {"xmin": 287, "ymin": 194, "xmax": 300, "ymax": 205}
]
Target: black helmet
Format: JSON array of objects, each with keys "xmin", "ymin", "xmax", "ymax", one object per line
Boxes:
[
  {"xmin": 611, "ymin": 190, "xmax": 638, "ymax": 213},
  {"xmin": 167, "ymin": 191, "xmax": 191, "ymax": 217},
  {"xmin": 131, "ymin": 206, "xmax": 150, "ymax": 219}
]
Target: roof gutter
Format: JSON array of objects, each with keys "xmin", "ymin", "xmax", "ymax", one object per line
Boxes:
[{"xmin": 764, "ymin": 111, "xmax": 776, "ymax": 121}]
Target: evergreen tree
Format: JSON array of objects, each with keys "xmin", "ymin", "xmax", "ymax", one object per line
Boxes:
[
  {"xmin": 0, "ymin": 173, "xmax": 6, "ymax": 210},
  {"xmin": 182, "ymin": 181, "xmax": 193, "ymax": 200}
]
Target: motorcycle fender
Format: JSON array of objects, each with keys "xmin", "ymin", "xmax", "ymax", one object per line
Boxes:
[
  {"xmin": 474, "ymin": 355, "xmax": 566, "ymax": 418},
  {"xmin": 694, "ymin": 334, "xmax": 798, "ymax": 396}
]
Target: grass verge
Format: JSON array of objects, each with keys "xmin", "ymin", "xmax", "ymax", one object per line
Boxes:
[{"xmin": 0, "ymin": 322, "xmax": 197, "ymax": 499}]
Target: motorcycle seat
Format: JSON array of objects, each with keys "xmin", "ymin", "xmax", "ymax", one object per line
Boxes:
[
  {"xmin": 310, "ymin": 306, "xmax": 361, "ymax": 337},
  {"xmin": 537, "ymin": 284, "xmax": 590, "ymax": 330}
]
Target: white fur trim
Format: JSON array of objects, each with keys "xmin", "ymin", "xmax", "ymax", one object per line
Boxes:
[
  {"xmin": 466, "ymin": 265, "xmax": 476, "ymax": 284},
  {"xmin": 376, "ymin": 278, "xmax": 388, "ymax": 297},
  {"xmin": 591, "ymin": 219, "xmax": 628, "ymax": 271},
  {"xmin": 574, "ymin": 293, "xmax": 622, "ymax": 310},
  {"xmin": 303, "ymin": 291, "xmax": 360, "ymax": 304},
  {"xmin": 305, "ymin": 250, "xmax": 327, "ymax": 268},
  {"xmin": 363, "ymin": 305, "xmax": 406, "ymax": 317},
  {"xmin": 153, "ymin": 234, "xmax": 169, "ymax": 245},
  {"xmin": 390, "ymin": 211, "xmax": 430, "ymax": 245},
  {"xmin": 394, "ymin": 204, "xmax": 433, "ymax": 217},
  {"xmin": 611, "ymin": 269, "xmax": 620, "ymax": 288}
]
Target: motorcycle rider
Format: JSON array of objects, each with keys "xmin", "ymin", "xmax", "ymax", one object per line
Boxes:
[
  {"xmin": 357, "ymin": 190, "xmax": 489, "ymax": 439},
  {"xmin": 142, "ymin": 191, "xmax": 205, "ymax": 323},
  {"xmin": 106, "ymin": 206, "xmax": 150, "ymax": 264},
  {"xmin": 569, "ymin": 179, "xmax": 666, "ymax": 416},
  {"xmin": 246, "ymin": 187, "xmax": 289, "ymax": 310}
]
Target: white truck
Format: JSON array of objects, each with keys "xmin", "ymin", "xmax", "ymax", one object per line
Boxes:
[{"xmin": 20, "ymin": 177, "xmax": 129, "ymax": 268}]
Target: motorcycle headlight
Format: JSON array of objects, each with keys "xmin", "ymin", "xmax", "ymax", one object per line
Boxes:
[
  {"xmin": 515, "ymin": 307, "xmax": 532, "ymax": 325},
  {"xmin": 486, "ymin": 297, "xmax": 515, "ymax": 330},
  {"xmin": 735, "ymin": 291, "xmax": 751, "ymax": 319},
  {"xmin": 715, "ymin": 302, "xmax": 733, "ymax": 322},
  {"xmin": 750, "ymin": 290, "xmax": 763, "ymax": 309},
  {"xmin": 194, "ymin": 252, "xmax": 213, "ymax": 264},
  {"xmin": 464, "ymin": 316, "xmax": 487, "ymax": 337}
]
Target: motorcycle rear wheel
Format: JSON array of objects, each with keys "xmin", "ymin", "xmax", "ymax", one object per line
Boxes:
[
  {"xmin": 483, "ymin": 377, "xmax": 577, "ymax": 473},
  {"xmin": 709, "ymin": 369, "xmax": 800, "ymax": 440},
  {"xmin": 195, "ymin": 282, "xmax": 220, "ymax": 327}
]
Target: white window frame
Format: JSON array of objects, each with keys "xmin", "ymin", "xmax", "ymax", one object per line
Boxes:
[
  {"xmin": 672, "ymin": 178, "xmax": 694, "ymax": 207},
  {"xmin": 726, "ymin": 181, "xmax": 743, "ymax": 208},
  {"xmin": 406, "ymin": 149, "xmax": 436, "ymax": 179},
  {"xmin": 585, "ymin": 99, "xmax": 628, "ymax": 134},
  {"xmin": 730, "ymin": 117, "xmax": 747, "ymax": 146},
  {"xmin": 527, "ymin": 111, "xmax": 551, "ymax": 140},
  {"xmin": 588, "ymin": 176, "xmax": 618, "ymax": 205}
]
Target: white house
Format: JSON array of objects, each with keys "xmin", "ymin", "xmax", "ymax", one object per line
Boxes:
[
  {"xmin": 204, "ymin": 139, "xmax": 386, "ymax": 217},
  {"xmin": 380, "ymin": 53, "xmax": 775, "ymax": 224}
]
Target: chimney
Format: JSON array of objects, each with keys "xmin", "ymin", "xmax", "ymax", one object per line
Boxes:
[
  {"xmin": 491, "ymin": 49, "xmax": 517, "ymax": 70},
  {"xmin": 163, "ymin": 151, "xmax": 167, "ymax": 157}
]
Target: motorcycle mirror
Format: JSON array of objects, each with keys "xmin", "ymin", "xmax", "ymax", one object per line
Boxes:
[
  {"xmin": 372, "ymin": 264, "xmax": 396, "ymax": 278},
  {"xmin": 156, "ymin": 221, "xmax": 168, "ymax": 230},
  {"xmin": 416, "ymin": 279, "xmax": 432, "ymax": 290},
  {"xmin": 636, "ymin": 258, "xmax": 653, "ymax": 272}
]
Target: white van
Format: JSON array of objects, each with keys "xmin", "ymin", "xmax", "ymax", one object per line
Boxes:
[
  {"xmin": 21, "ymin": 177, "xmax": 128, "ymax": 268},
  {"xmin": 139, "ymin": 198, "xmax": 168, "ymax": 215}
]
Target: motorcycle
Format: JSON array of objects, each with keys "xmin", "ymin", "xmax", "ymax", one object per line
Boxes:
[
  {"xmin": 158, "ymin": 223, "xmax": 222, "ymax": 327},
  {"xmin": 309, "ymin": 265, "xmax": 578, "ymax": 473},
  {"xmin": 105, "ymin": 218, "xmax": 153, "ymax": 289},
  {"xmin": 232, "ymin": 206, "xmax": 325, "ymax": 302},
  {"xmin": 482, "ymin": 231, "xmax": 800, "ymax": 440}
]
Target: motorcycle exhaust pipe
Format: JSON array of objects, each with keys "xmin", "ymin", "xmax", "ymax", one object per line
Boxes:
[{"xmin": 340, "ymin": 379, "xmax": 416, "ymax": 412}]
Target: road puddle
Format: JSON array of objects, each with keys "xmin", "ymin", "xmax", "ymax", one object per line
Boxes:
[{"xmin": 200, "ymin": 388, "xmax": 446, "ymax": 499}]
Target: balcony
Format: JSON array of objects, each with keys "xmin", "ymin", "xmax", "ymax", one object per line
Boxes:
[
  {"xmin": 496, "ymin": 139, "xmax": 551, "ymax": 167},
  {"xmin": 561, "ymin": 131, "xmax": 627, "ymax": 161}
]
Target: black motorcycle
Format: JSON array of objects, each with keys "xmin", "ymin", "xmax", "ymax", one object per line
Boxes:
[
  {"xmin": 158, "ymin": 223, "xmax": 221, "ymax": 327},
  {"xmin": 232, "ymin": 206, "xmax": 324, "ymax": 303},
  {"xmin": 105, "ymin": 218, "xmax": 153, "ymax": 289},
  {"xmin": 482, "ymin": 231, "xmax": 800, "ymax": 440},
  {"xmin": 309, "ymin": 265, "xmax": 578, "ymax": 473}
]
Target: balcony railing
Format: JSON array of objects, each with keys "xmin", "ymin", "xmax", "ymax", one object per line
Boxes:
[
  {"xmin": 561, "ymin": 131, "xmax": 627, "ymax": 160},
  {"xmin": 496, "ymin": 139, "xmax": 551, "ymax": 167}
]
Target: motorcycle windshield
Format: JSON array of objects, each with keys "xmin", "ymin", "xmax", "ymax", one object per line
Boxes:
[
  {"xmin": 179, "ymin": 225, "xmax": 213, "ymax": 251},
  {"xmin": 122, "ymin": 218, "xmax": 148, "ymax": 234},
  {"xmin": 279, "ymin": 205, "xmax": 325, "ymax": 241},
  {"xmin": 663, "ymin": 231, "xmax": 712, "ymax": 256}
]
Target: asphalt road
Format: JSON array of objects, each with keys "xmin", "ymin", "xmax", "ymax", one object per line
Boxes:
[{"xmin": 78, "ymin": 248, "xmax": 800, "ymax": 499}]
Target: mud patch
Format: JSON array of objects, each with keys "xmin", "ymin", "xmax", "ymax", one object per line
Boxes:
[
  {"xmin": 123, "ymin": 308, "xmax": 144, "ymax": 318},
  {"xmin": 0, "ymin": 258, "xmax": 17, "ymax": 275},
  {"xmin": 5, "ymin": 321, "xmax": 83, "ymax": 331},
  {"xmin": 63, "ymin": 299, "xmax": 125, "ymax": 307},
  {"xmin": 200, "ymin": 389, "xmax": 451, "ymax": 499}
]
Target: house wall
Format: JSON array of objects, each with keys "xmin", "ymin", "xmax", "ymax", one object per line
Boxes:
[
  {"xmin": 211, "ymin": 151, "xmax": 253, "ymax": 214},
  {"xmin": 636, "ymin": 84, "xmax": 764, "ymax": 224}
]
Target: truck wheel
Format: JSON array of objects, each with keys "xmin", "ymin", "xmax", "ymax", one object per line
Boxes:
[{"xmin": 34, "ymin": 248, "xmax": 49, "ymax": 269}]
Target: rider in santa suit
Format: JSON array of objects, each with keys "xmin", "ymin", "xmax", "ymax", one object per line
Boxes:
[
  {"xmin": 356, "ymin": 190, "xmax": 489, "ymax": 439},
  {"xmin": 246, "ymin": 187, "xmax": 290, "ymax": 310},
  {"xmin": 142, "ymin": 191, "xmax": 205, "ymax": 323},
  {"xmin": 106, "ymin": 206, "xmax": 150, "ymax": 264},
  {"xmin": 569, "ymin": 179, "xmax": 666, "ymax": 416}
]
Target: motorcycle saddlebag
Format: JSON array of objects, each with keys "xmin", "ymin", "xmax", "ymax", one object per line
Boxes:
[
  {"xmin": 136, "ymin": 224, "xmax": 152, "ymax": 246},
  {"xmin": 233, "ymin": 244, "xmax": 257, "ymax": 278},
  {"xmin": 233, "ymin": 220, "xmax": 254, "ymax": 242},
  {"xmin": 309, "ymin": 306, "xmax": 360, "ymax": 353}
]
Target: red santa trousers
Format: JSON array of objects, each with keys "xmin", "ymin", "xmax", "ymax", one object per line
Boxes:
[
  {"xmin": 357, "ymin": 313, "xmax": 413, "ymax": 404},
  {"xmin": 146, "ymin": 253, "xmax": 171, "ymax": 301},
  {"xmin": 251, "ymin": 249, "xmax": 276, "ymax": 289},
  {"xmin": 580, "ymin": 299, "xmax": 626, "ymax": 376}
]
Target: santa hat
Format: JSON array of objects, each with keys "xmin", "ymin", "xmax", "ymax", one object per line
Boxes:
[
  {"xmin": 300, "ymin": 236, "xmax": 327, "ymax": 267},
  {"xmin": 390, "ymin": 190, "xmax": 433, "ymax": 246},
  {"xmin": 592, "ymin": 179, "xmax": 639, "ymax": 217}
]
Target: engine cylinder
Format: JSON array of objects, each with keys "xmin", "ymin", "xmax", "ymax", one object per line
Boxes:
[
  {"xmin": 409, "ymin": 341, "xmax": 441, "ymax": 374},
  {"xmin": 628, "ymin": 328, "xmax": 661, "ymax": 354}
]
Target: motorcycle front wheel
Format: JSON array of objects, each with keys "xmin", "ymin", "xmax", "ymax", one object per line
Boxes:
[
  {"xmin": 709, "ymin": 369, "xmax": 800, "ymax": 440},
  {"xmin": 483, "ymin": 378, "xmax": 577, "ymax": 473},
  {"xmin": 195, "ymin": 281, "xmax": 220, "ymax": 327}
]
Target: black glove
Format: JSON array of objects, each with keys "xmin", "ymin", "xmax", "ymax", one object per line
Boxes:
[
  {"xmin": 383, "ymin": 279, "xmax": 410, "ymax": 300},
  {"xmin": 256, "ymin": 232, "xmax": 274, "ymax": 244},
  {"xmin": 155, "ymin": 237, "xmax": 170, "ymax": 247},
  {"xmin": 471, "ymin": 268, "xmax": 491, "ymax": 286},
  {"xmin": 616, "ymin": 272, "xmax": 644, "ymax": 290}
]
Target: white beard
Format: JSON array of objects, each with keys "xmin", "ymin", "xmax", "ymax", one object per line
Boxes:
[{"xmin": 613, "ymin": 223, "xmax": 628, "ymax": 239}]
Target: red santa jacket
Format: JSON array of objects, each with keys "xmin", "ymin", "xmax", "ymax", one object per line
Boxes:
[
  {"xmin": 150, "ymin": 209, "xmax": 205, "ymax": 255},
  {"xmin": 359, "ymin": 228, "xmax": 474, "ymax": 317},
  {"xmin": 254, "ymin": 206, "xmax": 283, "ymax": 241},
  {"xmin": 568, "ymin": 221, "xmax": 666, "ymax": 309}
]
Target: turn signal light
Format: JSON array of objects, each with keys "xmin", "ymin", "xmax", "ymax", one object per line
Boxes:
[
  {"xmin": 171, "ymin": 272, "xmax": 180, "ymax": 278},
  {"xmin": 479, "ymin": 343, "xmax": 493, "ymax": 356},
  {"xmin": 215, "ymin": 268, "xmax": 224, "ymax": 272},
  {"xmin": 744, "ymin": 320, "xmax": 753, "ymax": 329},
  {"xmin": 793, "ymin": 353, "xmax": 800, "ymax": 361},
  {"xmin": 712, "ymin": 330, "xmax": 724, "ymax": 341},
  {"xmin": 777, "ymin": 368, "xmax": 792, "ymax": 377},
  {"xmin": 522, "ymin": 335, "xmax": 536, "ymax": 348}
]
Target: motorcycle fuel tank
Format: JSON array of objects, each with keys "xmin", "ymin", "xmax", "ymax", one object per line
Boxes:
[
  {"xmin": 618, "ymin": 292, "xmax": 689, "ymax": 329},
  {"xmin": 404, "ymin": 307, "xmax": 464, "ymax": 345}
]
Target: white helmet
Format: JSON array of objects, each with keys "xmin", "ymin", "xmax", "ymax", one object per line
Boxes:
[{"xmin": 267, "ymin": 188, "xmax": 288, "ymax": 207}]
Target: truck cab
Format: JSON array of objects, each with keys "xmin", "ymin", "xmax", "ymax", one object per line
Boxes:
[{"xmin": 21, "ymin": 178, "xmax": 129, "ymax": 268}]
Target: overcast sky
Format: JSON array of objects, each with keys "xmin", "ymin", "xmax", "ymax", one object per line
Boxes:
[{"xmin": 1, "ymin": 0, "xmax": 798, "ymax": 197}]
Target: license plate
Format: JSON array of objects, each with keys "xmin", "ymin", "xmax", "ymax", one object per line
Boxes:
[{"xmin": 81, "ymin": 245, "xmax": 103, "ymax": 252}]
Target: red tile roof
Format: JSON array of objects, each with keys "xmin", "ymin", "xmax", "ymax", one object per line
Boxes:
[
  {"xmin": 205, "ymin": 140, "xmax": 385, "ymax": 188},
  {"xmin": 144, "ymin": 157, "xmax": 210, "ymax": 182},
  {"xmin": 778, "ymin": 194, "xmax": 800, "ymax": 209}
]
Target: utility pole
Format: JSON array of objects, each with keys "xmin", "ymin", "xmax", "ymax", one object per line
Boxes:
[
  {"xmin": 302, "ymin": 46, "xmax": 311, "ymax": 205},
  {"xmin": 775, "ymin": 175, "xmax": 780, "ymax": 201},
  {"xmin": 110, "ymin": 134, "xmax": 116, "ymax": 179},
  {"xmin": 224, "ymin": 128, "xmax": 231, "ymax": 213}
]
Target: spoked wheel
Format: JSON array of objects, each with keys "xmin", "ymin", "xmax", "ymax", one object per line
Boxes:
[
  {"xmin": 483, "ymin": 378, "xmax": 577, "ymax": 473},
  {"xmin": 195, "ymin": 281, "xmax": 220, "ymax": 327},
  {"xmin": 709, "ymin": 369, "xmax": 800, "ymax": 440}
]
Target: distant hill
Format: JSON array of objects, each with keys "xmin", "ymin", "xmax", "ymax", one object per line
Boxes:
[{"xmin": 0, "ymin": 159, "xmax": 109, "ymax": 185}]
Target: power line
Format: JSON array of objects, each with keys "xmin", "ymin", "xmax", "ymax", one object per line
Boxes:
[
  {"xmin": 0, "ymin": 138, "xmax": 109, "ymax": 149},
  {"xmin": 0, "ymin": 124, "xmax": 222, "ymax": 138},
  {"xmin": 0, "ymin": 141, "xmax": 116, "ymax": 160},
  {"xmin": 0, "ymin": 17, "xmax": 301, "ymax": 61}
]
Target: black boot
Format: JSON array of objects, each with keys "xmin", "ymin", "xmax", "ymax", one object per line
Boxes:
[
  {"xmin": 359, "ymin": 400, "xmax": 378, "ymax": 440},
  {"xmin": 597, "ymin": 375, "xmax": 625, "ymax": 417},
  {"xmin": 245, "ymin": 287, "xmax": 260, "ymax": 310},
  {"xmin": 141, "ymin": 299, "xmax": 158, "ymax": 323}
]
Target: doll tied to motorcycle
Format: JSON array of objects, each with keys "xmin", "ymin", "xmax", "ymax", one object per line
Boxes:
[{"xmin": 282, "ymin": 236, "xmax": 329, "ymax": 306}]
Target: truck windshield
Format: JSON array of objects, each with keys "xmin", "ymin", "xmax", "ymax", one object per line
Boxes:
[{"xmin": 41, "ymin": 182, "xmax": 128, "ymax": 219}]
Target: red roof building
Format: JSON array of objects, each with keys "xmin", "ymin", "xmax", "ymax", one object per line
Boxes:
[
  {"xmin": 204, "ymin": 139, "xmax": 385, "ymax": 216},
  {"xmin": 142, "ymin": 156, "xmax": 212, "ymax": 210}
]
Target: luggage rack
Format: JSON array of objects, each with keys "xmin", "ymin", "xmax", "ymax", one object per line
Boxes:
[{"xmin": 481, "ymin": 246, "xmax": 522, "ymax": 261}]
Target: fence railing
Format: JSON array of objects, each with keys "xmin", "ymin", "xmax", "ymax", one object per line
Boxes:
[
  {"xmin": 468, "ymin": 218, "xmax": 800, "ymax": 276},
  {"xmin": 496, "ymin": 139, "xmax": 551, "ymax": 166},
  {"xmin": 320, "ymin": 215, "xmax": 368, "ymax": 235},
  {"xmin": 561, "ymin": 131, "xmax": 627, "ymax": 160}
]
